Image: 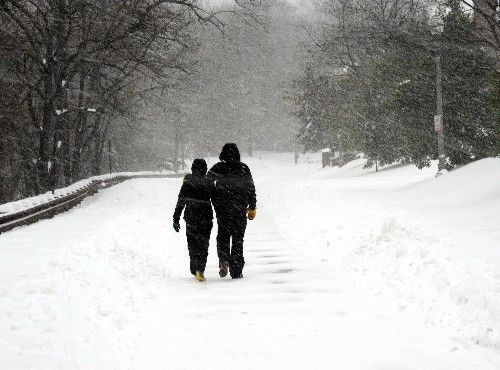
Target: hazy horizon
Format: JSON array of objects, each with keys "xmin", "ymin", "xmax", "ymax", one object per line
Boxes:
[{"xmin": 205, "ymin": 0, "xmax": 314, "ymax": 13}]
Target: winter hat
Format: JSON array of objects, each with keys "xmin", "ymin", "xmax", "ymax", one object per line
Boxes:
[
  {"xmin": 191, "ymin": 158, "xmax": 207, "ymax": 176},
  {"xmin": 219, "ymin": 143, "xmax": 241, "ymax": 162}
]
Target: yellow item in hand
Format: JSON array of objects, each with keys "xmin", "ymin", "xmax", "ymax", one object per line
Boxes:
[{"xmin": 247, "ymin": 209, "xmax": 256, "ymax": 220}]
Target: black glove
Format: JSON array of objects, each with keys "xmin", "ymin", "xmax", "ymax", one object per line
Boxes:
[{"xmin": 173, "ymin": 221, "xmax": 180, "ymax": 232}]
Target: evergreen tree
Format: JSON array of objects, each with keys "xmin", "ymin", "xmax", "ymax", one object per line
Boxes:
[
  {"xmin": 293, "ymin": 66, "xmax": 334, "ymax": 151},
  {"xmin": 295, "ymin": 0, "xmax": 499, "ymax": 169},
  {"xmin": 394, "ymin": 1, "xmax": 499, "ymax": 167},
  {"xmin": 440, "ymin": 1, "xmax": 499, "ymax": 165}
]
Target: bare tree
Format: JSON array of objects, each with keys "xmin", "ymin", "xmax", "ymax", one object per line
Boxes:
[
  {"xmin": 0, "ymin": 0, "xmax": 264, "ymax": 201},
  {"xmin": 461, "ymin": 0, "xmax": 500, "ymax": 50}
]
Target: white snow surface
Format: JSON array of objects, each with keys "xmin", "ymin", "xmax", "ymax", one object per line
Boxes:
[
  {"xmin": 0, "ymin": 152, "xmax": 499, "ymax": 369},
  {"xmin": 0, "ymin": 171, "xmax": 180, "ymax": 216}
]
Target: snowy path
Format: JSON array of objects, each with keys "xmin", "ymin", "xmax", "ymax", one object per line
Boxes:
[
  {"xmin": 1, "ymin": 154, "xmax": 499, "ymax": 369},
  {"xmin": 136, "ymin": 207, "xmax": 497, "ymax": 369}
]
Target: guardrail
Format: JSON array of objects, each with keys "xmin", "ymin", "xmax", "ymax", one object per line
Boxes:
[{"xmin": 0, "ymin": 173, "xmax": 185, "ymax": 234}]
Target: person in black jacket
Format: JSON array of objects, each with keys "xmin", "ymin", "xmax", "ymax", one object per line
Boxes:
[
  {"xmin": 207, "ymin": 143, "xmax": 256, "ymax": 279},
  {"xmin": 173, "ymin": 158, "xmax": 213, "ymax": 282}
]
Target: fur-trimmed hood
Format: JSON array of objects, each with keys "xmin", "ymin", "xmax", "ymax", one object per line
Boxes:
[{"xmin": 219, "ymin": 143, "xmax": 241, "ymax": 162}]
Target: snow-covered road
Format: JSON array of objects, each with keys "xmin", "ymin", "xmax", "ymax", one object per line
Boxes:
[{"xmin": 1, "ymin": 153, "xmax": 499, "ymax": 369}]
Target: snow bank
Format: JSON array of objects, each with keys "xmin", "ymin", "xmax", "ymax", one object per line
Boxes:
[
  {"xmin": 407, "ymin": 158, "xmax": 500, "ymax": 205},
  {"xmin": 0, "ymin": 170, "xmax": 181, "ymax": 217},
  {"xmin": 257, "ymin": 154, "xmax": 500, "ymax": 351},
  {"xmin": 335, "ymin": 217, "xmax": 499, "ymax": 349}
]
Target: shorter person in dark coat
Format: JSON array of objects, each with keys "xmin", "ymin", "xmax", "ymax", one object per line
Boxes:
[{"xmin": 173, "ymin": 159, "xmax": 213, "ymax": 282}]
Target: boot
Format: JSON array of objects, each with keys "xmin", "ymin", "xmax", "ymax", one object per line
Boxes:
[
  {"xmin": 219, "ymin": 261, "xmax": 229, "ymax": 278},
  {"xmin": 195, "ymin": 271, "xmax": 206, "ymax": 282}
]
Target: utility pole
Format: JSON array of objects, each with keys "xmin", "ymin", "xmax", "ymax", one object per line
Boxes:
[
  {"xmin": 435, "ymin": 53, "xmax": 446, "ymax": 175},
  {"xmin": 432, "ymin": 18, "xmax": 446, "ymax": 176}
]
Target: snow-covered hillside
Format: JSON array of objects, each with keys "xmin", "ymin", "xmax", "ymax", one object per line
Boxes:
[
  {"xmin": 0, "ymin": 153, "xmax": 498, "ymax": 369},
  {"xmin": 253, "ymin": 153, "xmax": 500, "ymax": 350}
]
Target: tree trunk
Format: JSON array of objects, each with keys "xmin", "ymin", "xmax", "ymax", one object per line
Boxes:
[
  {"xmin": 71, "ymin": 73, "xmax": 87, "ymax": 181},
  {"xmin": 173, "ymin": 126, "xmax": 179, "ymax": 172},
  {"xmin": 92, "ymin": 118, "xmax": 111, "ymax": 176},
  {"xmin": 39, "ymin": 68, "xmax": 55, "ymax": 192},
  {"xmin": 248, "ymin": 129, "xmax": 253, "ymax": 157}
]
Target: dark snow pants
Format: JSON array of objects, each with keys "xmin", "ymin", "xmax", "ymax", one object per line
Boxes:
[
  {"xmin": 186, "ymin": 222, "xmax": 213, "ymax": 275},
  {"xmin": 216, "ymin": 214, "xmax": 247, "ymax": 277}
]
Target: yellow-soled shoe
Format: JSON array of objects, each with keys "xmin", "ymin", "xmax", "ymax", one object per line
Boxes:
[{"xmin": 195, "ymin": 271, "xmax": 206, "ymax": 282}]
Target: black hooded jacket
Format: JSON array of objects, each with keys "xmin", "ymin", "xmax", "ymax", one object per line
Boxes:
[
  {"xmin": 173, "ymin": 159, "xmax": 213, "ymax": 224},
  {"xmin": 207, "ymin": 143, "xmax": 257, "ymax": 216}
]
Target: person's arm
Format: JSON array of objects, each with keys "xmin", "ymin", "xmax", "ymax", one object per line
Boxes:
[
  {"xmin": 243, "ymin": 165, "xmax": 256, "ymax": 220},
  {"xmin": 246, "ymin": 167, "xmax": 257, "ymax": 210},
  {"xmin": 207, "ymin": 163, "xmax": 221, "ymax": 193},
  {"xmin": 173, "ymin": 176, "xmax": 188, "ymax": 230}
]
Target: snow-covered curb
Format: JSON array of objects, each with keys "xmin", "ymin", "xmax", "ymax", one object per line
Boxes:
[{"xmin": 0, "ymin": 171, "xmax": 185, "ymax": 233}]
